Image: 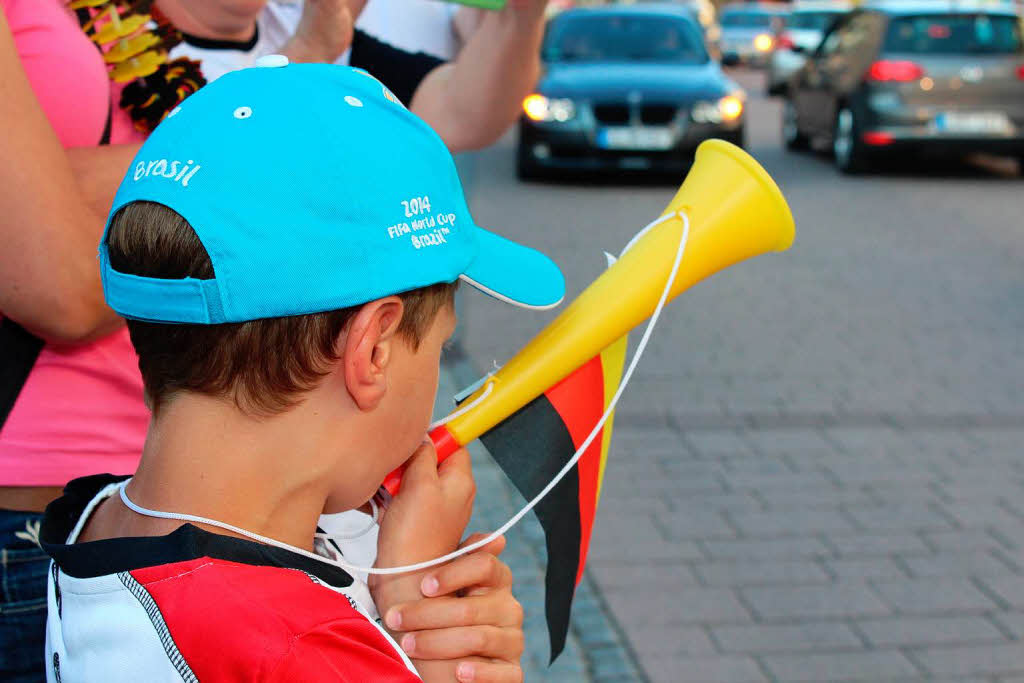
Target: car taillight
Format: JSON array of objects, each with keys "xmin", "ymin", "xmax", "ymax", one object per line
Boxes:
[
  {"xmin": 867, "ymin": 60, "xmax": 925, "ymax": 82},
  {"xmin": 777, "ymin": 34, "xmax": 795, "ymax": 49},
  {"xmin": 862, "ymin": 132, "xmax": 894, "ymax": 145},
  {"xmin": 1017, "ymin": 65, "xmax": 1024, "ymax": 80}
]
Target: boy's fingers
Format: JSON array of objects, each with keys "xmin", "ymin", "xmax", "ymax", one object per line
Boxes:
[
  {"xmin": 400, "ymin": 625, "xmax": 525, "ymax": 662},
  {"xmin": 455, "ymin": 661, "xmax": 524, "ymax": 683},
  {"xmin": 421, "ymin": 551, "xmax": 513, "ymax": 597},
  {"xmin": 459, "ymin": 533, "xmax": 506, "ymax": 558},
  {"xmin": 398, "ymin": 440, "xmax": 440, "ymax": 492},
  {"xmin": 437, "ymin": 446, "xmax": 473, "ymax": 479},
  {"xmin": 437, "ymin": 446, "xmax": 471, "ymax": 476},
  {"xmin": 437, "ymin": 446, "xmax": 475, "ymax": 505},
  {"xmin": 385, "ymin": 594, "xmax": 523, "ymax": 632}
]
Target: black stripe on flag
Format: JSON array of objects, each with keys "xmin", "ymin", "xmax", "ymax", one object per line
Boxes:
[{"xmin": 480, "ymin": 392, "xmax": 581, "ymax": 662}]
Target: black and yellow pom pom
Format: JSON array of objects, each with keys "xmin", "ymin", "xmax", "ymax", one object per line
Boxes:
[
  {"xmin": 71, "ymin": 0, "xmax": 204, "ymax": 134},
  {"xmin": 120, "ymin": 58, "xmax": 206, "ymax": 133}
]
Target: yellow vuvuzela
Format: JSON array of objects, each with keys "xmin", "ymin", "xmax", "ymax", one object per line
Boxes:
[{"xmin": 383, "ymin": 139, "xmax": 795, "ymax": 495}]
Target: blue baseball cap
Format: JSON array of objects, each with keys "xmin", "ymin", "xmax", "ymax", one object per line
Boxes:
[{"xmin": 99, "ymin": 58, "xmax": 564, "ymax": 323}]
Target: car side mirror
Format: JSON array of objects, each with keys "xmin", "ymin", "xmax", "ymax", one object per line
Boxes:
[{"xmin": 721, "ymin": 53, "xmax": 740, "ymax": 67}]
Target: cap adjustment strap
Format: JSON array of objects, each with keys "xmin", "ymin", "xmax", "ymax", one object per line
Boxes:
[{"xmin": 100, "ymin": 248, "xmax": 226, "ymax": 324}]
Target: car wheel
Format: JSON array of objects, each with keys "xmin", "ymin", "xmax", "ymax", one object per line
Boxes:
[
  {"xmin": 515, "ymin": 146, "xmax": 541, "ymax": 181},
  {"xmin": 724, "ymin": 126, "xmax": 746, "ymax": 150},
  {"xmin": 781, "ymin": 98, "xmax": 808, "ymax": 151},
  {"xmin": 833, "ymin": 106, "xmax": 868, "ymax": 174}
]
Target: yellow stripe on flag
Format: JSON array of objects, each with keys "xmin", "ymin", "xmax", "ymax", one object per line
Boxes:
[{"xmin": 595, "ymin": 333, "xmax": 627, "ymax": 503}]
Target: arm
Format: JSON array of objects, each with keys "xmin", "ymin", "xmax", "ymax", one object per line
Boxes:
[
  {"xmin": 452, "ymin": 7, "xmax": 487, "ymax": 50},
  {"xmin": 410, "ymin": 1, "xmax": 548, "ymax": 153},
  {"xmin": 0, "ymin": 12, "xmax": 122, "ymax": 343},
  {"xmin": 371, "ymin": 445, "xmax": 480, "ymax": 682},
  {"xmin": 268, "ymin": 617, "xmax": 423, "ymax": 682},
  {"xmin": 66, "ymin": 144, "xmax": 142, "ymax": 220}
]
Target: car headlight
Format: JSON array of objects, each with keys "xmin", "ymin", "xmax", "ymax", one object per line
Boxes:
[
  {"xmin": 523, "ymin": 94, "xmax": 576, "ymax": 123},
  {"xmin": 754, "ymin": 33, "xmax": 774, "ymax": 52},
  {"xmin": 719, "ymin": 95, "xmax": 744, "ymax": 121},
  {"xmin": 692, "ymin": 95, "xmax": 744, "ymax": 124}
]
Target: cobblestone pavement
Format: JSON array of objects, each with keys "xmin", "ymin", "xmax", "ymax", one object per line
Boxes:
[{"xmin": 451, "ymin": 69, "xmax": 1024, "ymax": 681}]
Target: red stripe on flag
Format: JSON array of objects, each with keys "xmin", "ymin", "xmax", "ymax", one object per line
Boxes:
[{"xmin": 544, "ymin": 354, "xmax": 605, "ymax": 585}]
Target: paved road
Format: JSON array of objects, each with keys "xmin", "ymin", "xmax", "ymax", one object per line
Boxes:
[{"xmin": 454, "ymin": 69, "xmax": 1024, "ymax": 682}]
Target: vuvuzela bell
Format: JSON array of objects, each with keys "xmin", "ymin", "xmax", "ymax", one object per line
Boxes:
[{"xmin": 382, "ymin": 140, "xmax": 795, "ymax": 495}]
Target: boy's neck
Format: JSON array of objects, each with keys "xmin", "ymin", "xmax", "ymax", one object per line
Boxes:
[
  {"xmin": 155, "ymin": 0, "xmax": 263, "ymax": 43},
  {"xmin": 117, "ymin": 393, "xmax": 341, "ymax": 552}
]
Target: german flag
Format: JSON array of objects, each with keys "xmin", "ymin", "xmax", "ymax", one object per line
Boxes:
[{"xmin": 479, "ymin": 334, "xmax": 627, "ymax": 661}]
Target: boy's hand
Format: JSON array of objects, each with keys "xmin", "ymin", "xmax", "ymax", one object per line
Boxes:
[
  {"xmin": 387, "ymin": 535, "xmax": 525, "ymax": 683},
  {"xmin": 375, "ymin": 442, "xmax": 476, "ymax": 568},
  {"xmin": 370, "ymin": 443, "xmax": 475, "ymax": 629}
]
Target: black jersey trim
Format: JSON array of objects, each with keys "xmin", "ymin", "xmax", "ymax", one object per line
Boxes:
[
  {"xmin": 41, "ymin": 474, "xmax": 354, "ymax": 588},
  {"xmin": 180, "ymin": 26, "xmax": 260, "ymax": 52}
]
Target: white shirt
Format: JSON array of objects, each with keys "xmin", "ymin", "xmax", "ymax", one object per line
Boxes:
[
  {"xmin": 357, "ymin": 0, "xmax": 461, "ymax": 60},
  {"xmin": 168, "ymin": 1, "xmax": 323, "ymax": 82},
  {"xmin": 169, "ymin": 0, "xmax": 460, "ymax": 83}
]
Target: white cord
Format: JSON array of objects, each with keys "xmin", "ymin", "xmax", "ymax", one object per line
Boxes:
[
  {"xmin": 428, "ymin": 380, "xmax": 494, "ymax": 430},
  {"xmin": 118, "ymin": 210, "xmax": 689, "ymax": 577}
]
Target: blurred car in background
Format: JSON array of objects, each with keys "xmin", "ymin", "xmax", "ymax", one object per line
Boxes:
[
  {"xmin": 766, "ymin": 2, "xmax": 851, "ymax": 94},
  {"xmin": 718, "ymin": 3, "xmax": 790, "ymax": 66},
  {"xmin": 783, "ymin": 0, "xmax": 1024, "ymax": 173},
  {"xmin": 666, "ymin": 0, "xmax": 724, "ymax": 55},
  {"xmin": 517, "ymin": 4, "xmax": 746, "ymax": 179}
]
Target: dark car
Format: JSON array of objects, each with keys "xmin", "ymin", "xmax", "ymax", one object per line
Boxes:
[
  {"xmin": 783, "ymin": 0, "xmax": 1024, "ymax": 173},
  {"xmin": 517, "ymin": 4, "xmax": 746, "ymax": 179}
]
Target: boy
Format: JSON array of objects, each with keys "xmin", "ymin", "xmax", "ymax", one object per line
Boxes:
[{"xmin": 40, "ymin": 59, "xmax": 564, "ymax": 681}]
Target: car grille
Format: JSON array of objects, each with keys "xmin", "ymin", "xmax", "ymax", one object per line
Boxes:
[
  {"xmin": 592, "ymin": 103, "xmax": 679, "ymax": 125},
  {"xmin": 641, "ymin": 105, "xmax": 678, "ymax": 125},
  {"xmin": 593, "ymin": 104, "xmax": 630, "ymax": 125}
]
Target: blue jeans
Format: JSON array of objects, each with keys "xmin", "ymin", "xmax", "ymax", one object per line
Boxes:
[{"xmin": 0, "ymin": 509, "xmax": 48, "ymax": 682}]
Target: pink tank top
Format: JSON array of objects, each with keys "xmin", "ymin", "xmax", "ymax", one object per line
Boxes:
[{"xmin": 0, "ymin": 0, "xmax": 149, "ymax": 486}]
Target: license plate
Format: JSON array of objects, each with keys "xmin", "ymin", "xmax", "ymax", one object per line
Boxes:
[
  {"xmin": 933, "ymin": 111, "xmax": 1012, "ymax": 135},
  {"xmin": 618, "ymin": 157, "xmax": 652, "ymax": 170},
  {"xmin": 598, "ymin": 127, "xmax": 674, "ymax": 151}
]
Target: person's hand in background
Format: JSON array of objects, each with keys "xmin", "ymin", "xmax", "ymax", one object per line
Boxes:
[
  {"xmin": 411, "ymin": 0, "xmax": 550, "ymax": 153},
  {"xmin": 281, "ymin": 0, "xmax": 357, "ymax": 64}
]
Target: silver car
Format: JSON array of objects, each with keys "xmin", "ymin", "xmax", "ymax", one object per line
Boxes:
[{"xmin": 784, "ymin": 0, "xmax": 1024, "ymax": 173}]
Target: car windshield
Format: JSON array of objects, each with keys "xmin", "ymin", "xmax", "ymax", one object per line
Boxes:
[
  {"xmin": 884, "ymin": 14, "xmax": 1024, "ymax": 54},
  {"xmin": 545, "ymin": 15, "xmax": 708, "ymax": 63},
  {"xmin": 720, "ymin": 11, "xmax": 779, "ymax": 28},
  {"xmin": 787, "ymin": 11, "xmax": 844, "ymax": 31}
]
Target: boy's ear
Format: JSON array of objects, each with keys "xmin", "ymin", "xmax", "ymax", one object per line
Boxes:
[{"xmin": 342, "ymin": 296, "xmax": 405, "ymax": 411}]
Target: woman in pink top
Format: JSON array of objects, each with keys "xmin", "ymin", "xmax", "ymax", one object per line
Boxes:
[
  {"xmin": 0, "ymin": 2, "xmax": 151, "ymax": 679},
  {"xmin": 1, "ymin": 4, "xmax": 537, "ymax": 682}
]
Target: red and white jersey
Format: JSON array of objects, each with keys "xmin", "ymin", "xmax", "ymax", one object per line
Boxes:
[{"xmin": 41, "ymin": 475, "xmax": 420, "ymax": 682}]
